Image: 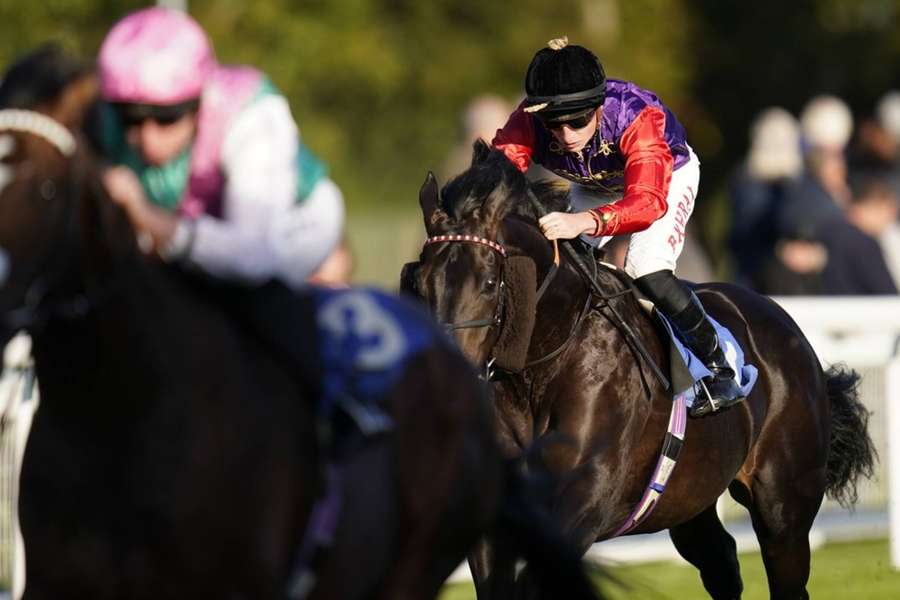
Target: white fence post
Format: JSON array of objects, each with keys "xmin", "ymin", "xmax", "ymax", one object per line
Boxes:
[{"xmin": 888, "ymin": 357, "xmax": 900, "ymax": 570}]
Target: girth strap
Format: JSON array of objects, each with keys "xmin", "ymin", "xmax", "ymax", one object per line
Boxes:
[{"xmin": 608, "ymin": 391, "xmax": 688, "ymax": 538}]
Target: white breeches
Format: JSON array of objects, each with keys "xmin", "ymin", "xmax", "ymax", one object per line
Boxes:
[{"xmin": 570, "ymin": 148, "xmax": 700, "ymax": 279}]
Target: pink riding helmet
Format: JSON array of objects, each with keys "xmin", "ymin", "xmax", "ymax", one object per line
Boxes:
[{"xmin": 98, "ymin": 7, "xmax": 217, "ymax": 106}]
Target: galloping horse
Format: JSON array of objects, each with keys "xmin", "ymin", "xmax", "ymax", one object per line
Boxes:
[
  {"xmin": 405, "ymin": 140, "xmax": 876, "ymax": 600},
  {"xmin": 0, "ymin": 50, "xmax": 599, "ymax": 599}
]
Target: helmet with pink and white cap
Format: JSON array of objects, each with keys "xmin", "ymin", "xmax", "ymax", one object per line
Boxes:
[{"xmin": 98, "ymin": 7, "xmax": 217, "ymax": 106}]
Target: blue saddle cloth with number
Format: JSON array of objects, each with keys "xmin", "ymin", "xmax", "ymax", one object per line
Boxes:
[{"xmin": 312, "ymin": 288, "xmax": 447, "ymax": 422}]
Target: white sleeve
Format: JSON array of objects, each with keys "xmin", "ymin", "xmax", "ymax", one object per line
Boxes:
[
  {"xmin": 185, "ymin": 95, "xmax": 299, "ymax": 283},
  {"xmin": 269, "ymin": 177, "xmax": 345, "ymax": 288}
]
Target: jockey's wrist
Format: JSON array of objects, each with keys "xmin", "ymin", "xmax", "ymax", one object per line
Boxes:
[
  {"xmin": 588, "ymin": 208, "xmax": 615, "ymax": 237},
  {"xmin": 159, "ymin": 218, "xmax": 196, "ymax": 263}
]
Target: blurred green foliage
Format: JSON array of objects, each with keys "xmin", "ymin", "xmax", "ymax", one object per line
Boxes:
[
  {"xmin": 0, "ymin": 0, "xmax": 690, "ymax": 211},
  {"xmin": 3, "ymin": 0, "xmax": 900, "ymax": 282}
]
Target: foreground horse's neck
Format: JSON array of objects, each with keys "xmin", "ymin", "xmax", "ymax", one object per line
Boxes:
[{"xmin": 30, "ymin": 177, "xmax": 195, "ymax": 417}]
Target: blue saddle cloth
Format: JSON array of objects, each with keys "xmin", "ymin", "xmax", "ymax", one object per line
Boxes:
[
  {"xmin": 654, "ymin": 310, "xmax": 758, "ymax": 407},
  {"xmin": 312, "ymin": 288, "xmax": 446, "ymax": 417}
]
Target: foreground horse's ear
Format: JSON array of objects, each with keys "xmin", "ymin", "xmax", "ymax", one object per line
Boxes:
[
  {"xmin": 471, "ymin": 139, "xmax": 492, "ymax": 165},
  {"xmin": 48, "ymin": 73, "xmax": 98, "ymax": 131},
  {"xmin": 419, "ymin": 171, "xmax": 449, "ymax": 235}
]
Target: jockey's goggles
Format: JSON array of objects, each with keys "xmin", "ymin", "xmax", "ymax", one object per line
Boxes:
[
  {"xmin": 113, "ymin": 98, "xmax": 200, "ymax": 127},
  {"xmin": 539, "ymin": 107, "xmax": 597, "ymax": 130}
]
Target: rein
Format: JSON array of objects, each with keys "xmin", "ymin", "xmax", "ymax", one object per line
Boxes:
[{"xmin": 524, "ymin": 189, "xmax": 670, "ymax": 391}]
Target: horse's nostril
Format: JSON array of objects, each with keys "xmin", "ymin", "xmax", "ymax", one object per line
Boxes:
[{"xmin": 0, "ymin": 246, "xmax": 8, "ymax": 288}]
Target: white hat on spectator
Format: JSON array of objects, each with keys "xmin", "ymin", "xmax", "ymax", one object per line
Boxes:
[
  {"xmin": 747, "ymin": 107, "xmax": 803, "ymax": 181},
  {"xmin": 799, "ymin": 95, "xmax": 853, "ymax": 151},
  {"xmin": 876, "ymin": 91, "xmax": 900, "ymax": 142}
]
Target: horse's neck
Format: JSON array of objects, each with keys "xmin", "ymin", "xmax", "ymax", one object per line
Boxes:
[
  {"xmin": 525, "ymin": 253, "xmax": 591, "ymax": 362},
  {"xmin": 32, "ymin": 261, "xmax": 211, "ymax": 418}
]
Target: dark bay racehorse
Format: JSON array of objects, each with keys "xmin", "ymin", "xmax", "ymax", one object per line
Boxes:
[
  {"xmin": 0, "ymin": 50, "xmax": 599, "ymax": 599},
  {"xmin": 406, "ymin": 140, "xmax": 876, "ymax": 600}
]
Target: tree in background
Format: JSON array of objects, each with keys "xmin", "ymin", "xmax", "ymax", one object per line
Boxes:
[{"xmin": 3, "ymin": 0, "xmax": 900, "ymax": 281}]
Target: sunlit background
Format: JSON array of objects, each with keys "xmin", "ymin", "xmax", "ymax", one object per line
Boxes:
[
  {"xmin": 4, "ymin": 0, "xmax": 900, "ymax": 286},
  {"xmin": 3, "ymin": 2, "xmax": 900, "ymax": 598}
]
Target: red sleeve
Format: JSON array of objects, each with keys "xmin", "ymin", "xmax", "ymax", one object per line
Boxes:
[
  {"xmin": 491, "ymin": 101, "xmax": 535, "ymax": 173},
  {"xmin": 590, "ymin": 106, "xmax": 673, "ymax": 236}
]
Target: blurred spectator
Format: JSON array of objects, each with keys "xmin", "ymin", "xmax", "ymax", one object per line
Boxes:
[
  {"xmin": 754, "ymin": 96, "xmax": 856, "ymax": 296},
  {"xmin": 728, "ymin": 107, "xmax": 802, "ymax": 288},
  {"xmin": 846, "ymin": 92, "xmax": 900, "ymax": 200},
  {"xmin": 799, "ymin": 95, "xmax": 854, "ymax": 154},
  {"xmin": 876, "ymin": 91, "xmax": 900, "ymax": 155},
  {"xmin": 818, "ymin": 175, "xmax": 898, "ymax": 295},
  {"xmin": 756, "ymin": 236, "xmax": 826, "ymax": 296},
  {"xmin": 849, "ymin": 173, "xmax": 900, "ymax": 288},
  {"xmin": 440, "ymin": 94, "xmax": 512, "ymax": 180},
  {"xmin": 782, "ymin": 95, "xmax": 854, "ymax": 234}
]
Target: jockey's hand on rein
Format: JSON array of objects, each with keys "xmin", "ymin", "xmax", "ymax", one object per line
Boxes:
[{"xmin": 538, "ymin": 211, "xmax": 596, "ymax": 241}]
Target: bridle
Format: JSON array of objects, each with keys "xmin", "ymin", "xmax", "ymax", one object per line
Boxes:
[
  {"xmin": 0, "ymin": 109, "xmax": 110, "ymax": 333},
  {"xmin": 422, "ymin": 232, "xmax": 566, "ymax": 378},
  {"xmin": 423, "ymin": 234, "xmax": 509, "ymax": 332}
]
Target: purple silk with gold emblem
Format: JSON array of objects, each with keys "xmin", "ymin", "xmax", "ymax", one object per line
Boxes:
[{"xmin": 530, "ymin": 79, "xmax": 690, "ymax": 194}]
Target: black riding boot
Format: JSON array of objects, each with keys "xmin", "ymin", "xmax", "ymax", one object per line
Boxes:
[{"xmin": 634, "ymin": 270, "xmax": 745, "ymax": 418}]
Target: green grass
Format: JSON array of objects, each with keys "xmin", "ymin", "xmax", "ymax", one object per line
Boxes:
[
  {"xmin": 345, "ymin": 206, "xmax": 423, "ymax": 289},
  {"xmin": 439, "ymin": 538, "xmax": 900, "ymax": 600}
]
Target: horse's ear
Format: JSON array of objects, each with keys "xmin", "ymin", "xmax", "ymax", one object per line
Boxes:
[
  {"xmin": 471, "ymin": 138, "xmax": 492, "ymax": 166},
  {"xmin": 48, "ymin": 73, "xmax": 98, "ymax": 130},
  {"xmin": 419, "ymin": 171, "xmax": 449, "ymax": 235}
]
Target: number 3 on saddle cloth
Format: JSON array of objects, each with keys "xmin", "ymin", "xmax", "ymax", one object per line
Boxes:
[
  {"xmin": 612, "ymin": 307, "xmax": 759, "ymax": 537},
  {"xmin": 313, "ymin": 287, "xmax": 446, "ymax": 445}
]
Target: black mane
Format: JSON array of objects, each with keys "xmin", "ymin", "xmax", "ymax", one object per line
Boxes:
[
  {"xmin": 440, "ymin": 145, "xmax": 570, "ymax": 224},
  {"xmin": 0, "ymin": 43, "xmax": 90, "ymax": 109}
]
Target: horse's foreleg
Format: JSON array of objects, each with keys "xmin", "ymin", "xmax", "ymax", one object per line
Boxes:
[
  {"xmin": 467, "ymin": 537, "xmax": 518, "ymax": 600},
  {"xmin": 668, "ymin": 504, "xmax": 743, "ymax": 600}
]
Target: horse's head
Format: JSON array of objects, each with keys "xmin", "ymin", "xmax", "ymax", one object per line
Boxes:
[
  {"xmin": 0, "ymin": 45, "xmax": 114, "ymax": 348},
  {"xmin": 406, "ymin": 139, "xmax": 568, "ymax": 374}
]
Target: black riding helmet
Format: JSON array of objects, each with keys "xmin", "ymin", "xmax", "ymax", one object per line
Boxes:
[{"xmin": 524, "ymin": 37, "xmax": 606, "ymax": 124}]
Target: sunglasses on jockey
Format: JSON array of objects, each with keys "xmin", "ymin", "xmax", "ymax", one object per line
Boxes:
[
  {"xmin": 539, "ymin": 107, "xmax": 598, "ymax": 131},
  {"xmin": 113, "ymin": 98, "xmax": 200, "ymax": 128}
]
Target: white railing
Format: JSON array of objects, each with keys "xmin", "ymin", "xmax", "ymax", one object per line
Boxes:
[
  {"xmin": 770, "ymin": 296, "xmax": 900, "ymax": 570},
  {"xmin": 0, "ymin": 335, "xmax": 37, "ymax": 599}
]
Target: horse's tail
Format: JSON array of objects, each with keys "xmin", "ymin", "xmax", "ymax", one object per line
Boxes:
[
  {"xmin": 824, "ymin": 365, "xmax": 877, "ymax": 508},
  {"xmin": 494, "ymin": 458, "xmax": 601, "ymax": 600}
]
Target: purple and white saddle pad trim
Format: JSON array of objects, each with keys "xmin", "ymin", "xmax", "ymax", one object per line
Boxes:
[{"xmin": 609, "ymin": 310, "xmax": 758, "ymax": 538}]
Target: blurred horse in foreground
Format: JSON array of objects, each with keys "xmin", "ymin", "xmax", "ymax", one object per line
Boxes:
[
  {"xmin": 404, "ymin": 140, "xmax": 876, "ymax": 600},
  {"xmin": 0, "ymin": 47, "xmax": 600, "ymax": 600}
]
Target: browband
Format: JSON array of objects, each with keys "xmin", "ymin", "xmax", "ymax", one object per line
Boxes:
[{"xmin": 423, "ymin": 234, "xmax": 507, "ymax": 258}]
